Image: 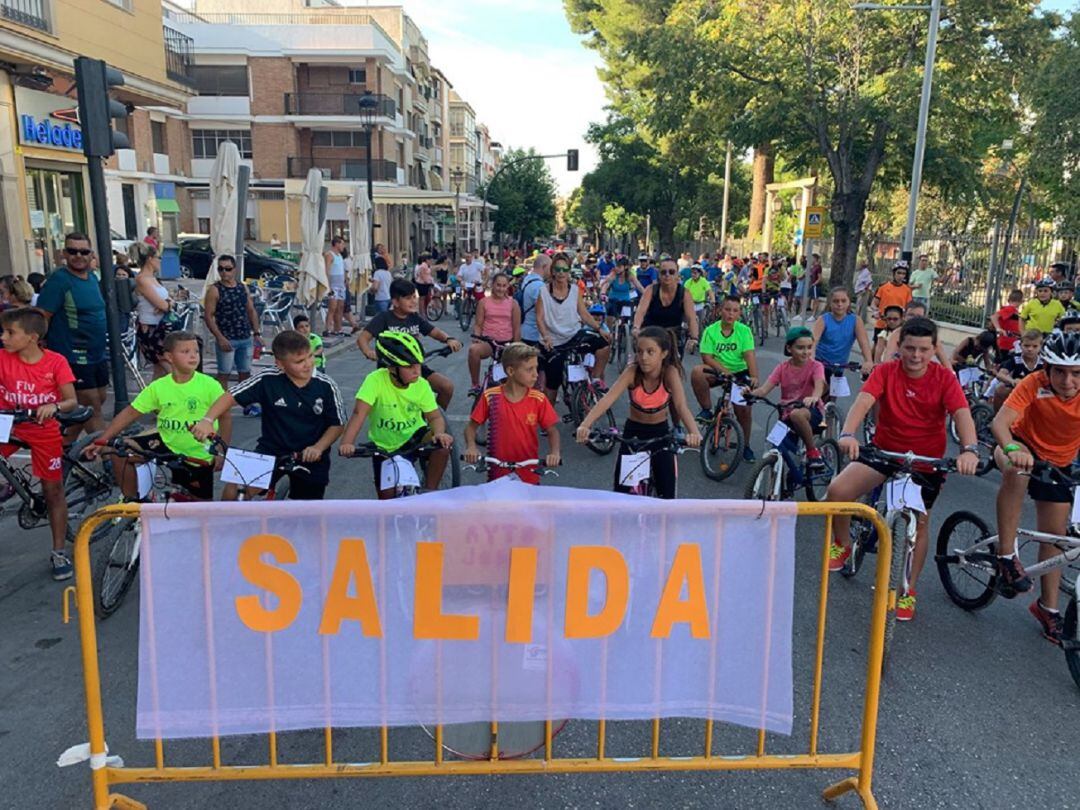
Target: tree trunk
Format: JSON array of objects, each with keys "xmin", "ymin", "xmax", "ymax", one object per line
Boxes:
[
  {"xmin": 828, "ymin": 190, "xmax": 871, "ymax": 290},
  {"xmin": 748, "ymin": 143, "xmax": 774, "ymax": 241}
]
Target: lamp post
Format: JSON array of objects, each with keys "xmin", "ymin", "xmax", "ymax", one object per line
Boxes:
[
  {"xmin": 358, "ymin": 91, "xmax": 378, "ymax": 253},
  {"xmin": 854, "ymin": 0, "xmax": 942, "ymax": 262},
  {"xmin": 450, "ymin": 168, "xmax": 465, "ymax": 263}
]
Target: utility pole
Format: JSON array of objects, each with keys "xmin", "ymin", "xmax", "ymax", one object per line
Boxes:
[{"xmin": 720, "ymin": 141, "xmax": 732, "ymax": 252}]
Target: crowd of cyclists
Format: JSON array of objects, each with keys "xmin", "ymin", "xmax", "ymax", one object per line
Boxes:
[{"xmin": 4, "ymin": 236, "xmax": 1080, "ymax": 647}]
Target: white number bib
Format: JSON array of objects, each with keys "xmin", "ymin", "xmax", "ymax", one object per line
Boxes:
[
  {"xmin": 886, "ymin": 475, "xmax": 926, "ymax": 514},
  {"xmin": 1071, "ymin": 487, "xmax": 1080, "ymax": 525},
  {"xmin": 730, "ymin": 384, "xmax": 747, "ymax": 406},
  {"xmin": 766, "ymin": 420, "xmax": 791, "ymax": 447},
  {"xmin": 491, "ymin": 363, "xmax": 507, "ymax": 383},
  {"xmin": 619, "ymin": 451, "xmax": 651, "ymax": 487},
  {"xmin": 620, "ymin": 306, "xmax": 632, "ymax": 317},
  {"xmin": 567, "ymin": 364, "xmax": 589, "ymax": 383},
  {"xmin": 957, "ymin": 367, "xmax": 982, "ymax": 387},
  {"xmin": 829, "ymin": 375, "xmax": 851, "ymax": 398},
  {"xmin": 380, "ymin": 455, "xmax": 421, "ymax": 490},
  {"xmin": 0, "ymin": 413, "xmax": 12, "ymax": 443},
  {"xmin": 221, "ymin": 448, "xmax": 277, "ymax": 489}
]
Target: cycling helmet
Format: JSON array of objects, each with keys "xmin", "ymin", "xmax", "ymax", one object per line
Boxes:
[
  {"xmin": 892, "ymin": 260, "xmax": 910, "ymax": 272},
  {"xmin": 638, "ymin": 253, "xmax": 650, "ymax": 261},
  {"xmin": 376, "ymin": 331, "xmax": 424, "ymax": 367},
  {"xmin": 1058, "ymin": 311, "xmax": 1080, "ymax": 329},
  {"xmin": 1035, "ymin": 277, "xmax": 1056, "ymax": 289},
  {"xmin": 1041, "ymin": 330, "xmax": 1080, "ymax": 366},
  {"xmin": 616, "ymin": 255, "xmax": 631, "ymax": 266},
  {"xmin": 512, "ymin": 265, "xmax": 526, "ymax": 277},
  {"xmin": 588, "ymin": 302, "xmax": 605, "ymax": 316}
]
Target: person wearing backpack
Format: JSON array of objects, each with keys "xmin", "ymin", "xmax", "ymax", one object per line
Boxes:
[{"xmin": 518, "ymin": 253, "xmax": 550, "ymax": 349}]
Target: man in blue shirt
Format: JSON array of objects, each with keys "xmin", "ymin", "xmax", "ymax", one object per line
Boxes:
[
  {"xmin": 36, "ymin": 232, "xmax": 109, "ymax": 436},
  {"xmin": 597, "ymin": 251, "xmax": 615, "ymax": 277},
  {"xmin": 636, "ymin": 253, "xmax": 657, "ymax": 287}
]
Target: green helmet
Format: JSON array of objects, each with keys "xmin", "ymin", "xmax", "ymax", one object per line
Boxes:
[{"xmin": 376, "ymin": 331, "xmax": 424, "ymax": 367}]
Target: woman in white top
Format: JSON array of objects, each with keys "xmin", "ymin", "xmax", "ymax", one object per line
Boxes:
[
  {"xmin": 132, "ymin": 242, "xmax": 173, "ymax": 379},
  {"xmin": 535, "ymin": 252, "xmax": 611, "ymax": 402}
]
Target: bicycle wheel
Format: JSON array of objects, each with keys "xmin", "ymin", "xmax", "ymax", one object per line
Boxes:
[
  {"xmin": 458, "ymin": 298, "xmax": 473, "ymax": 332},
  {"xmin": 580, "ymin": 385, "xmax": 616, "ymax": 456},
  {"xmin": 935, "ymin": 510, "xmax": 997, "ymax": 610},
  {"xmin": 93, "ymin": 519, "xmax": 140, "ymax": 618},
  {"xmin": 861, "ymin": 410, "xmax": 876, "ymax": 444},
  {"xmin": 743, "ymin": 457, "xmax": 776, "ymax": 500},
  {"xmin": 804, "ymin": 438, "xmax": 840, "ymax": 502},
  {"xmin": 270, "ymin": 474, "xmax": 291, "ymax": 501},
  {"xmin": 700, "ymin": 414, "xmax": 744, "ymax": 482},
  {"xmin": 615, "ymin": 325, "xmax": 626, "ymax": 362},
  {"xmin": 969, "ymin": 403, "xmax": 996, "ymax": 476},
  {"xmin": 824, "ymin": 402, "xmax": 843, "ymax": 442},
  {"xmin": 842, "ymin": 493, "xmax": 878, "ymax": 579},
  {"xmin": 1064, "ymin": 597, "xmax": 1080, "ymax": 690},
  {"xmin": 425, "ymin": 295, "xmax": 446, "ymax": 321},
  {"xmin": 882, "ymin": 511, "xmax": 910, "ymax": 669},
  {"xmin": 64, "ymin": 434, "xmax": 118, "ymax": 542},
  {"xmin": 753, "ymin": 308, "xmax": 765, "ymax": 344}
]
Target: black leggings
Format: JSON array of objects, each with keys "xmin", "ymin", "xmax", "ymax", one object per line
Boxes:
[{"xmin": 613, "ymin": 419, "xmax": 676, "ymax": 499}]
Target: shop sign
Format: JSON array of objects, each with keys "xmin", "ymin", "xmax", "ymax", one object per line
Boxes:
[{"xmin": 15, "ymin": 87, "xmax": 83, "ymax": 153}]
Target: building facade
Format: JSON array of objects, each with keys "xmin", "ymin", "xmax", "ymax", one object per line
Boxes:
[{"xmin": 0, "ymin": 0, "xmax": 193, "ymax": 276}]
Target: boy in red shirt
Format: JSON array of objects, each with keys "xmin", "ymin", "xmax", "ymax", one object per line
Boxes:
[
  {"xmin": 990, "ymin": 288, "xmax": 1024, "ymax": 359},
  {"xmin": 0, "ymin": 307, "xmax": 78, "ymax": 580},
  {"xmin": 826, "ymin": 317, "xmax": 980, "ymax": 621},
  {"xmin": 464, "ymin": 343, "xmax": 560, "ymax": 484}
]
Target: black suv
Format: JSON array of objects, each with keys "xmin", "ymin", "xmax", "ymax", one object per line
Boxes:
[{"xmin": 178, "ymin": 237, "xmax": 297, "ymax": 280}]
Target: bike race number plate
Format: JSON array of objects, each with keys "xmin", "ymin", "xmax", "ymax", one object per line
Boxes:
[
  {"xmin": 618, "ymin": 451, "xmax": 651, "ymax": 488},
  {"xmin": 957, "ymin": 367, "xmax": 982, "ymax": 388},
  {"xmin": 886, "ymin": 475, "xmax": 926, "ymax": 514},
  {"xmin": 134, "ymin": 484, "xmax": 797, "ymax": 739},
  {"xmin": 380, "ymin": 455, "xmax": 421, "ymax": 490},
  {"xmin": 730, "ymin": 383, "xmax": 747, "ymax": 406},
  {"xmin": 491, "ymin": 363, "xmax": 508, "ymax": 383},
  {"xmin": 567, "ymin": 364, "xmax": 589, "ymax": 383},
  {"xmin": 0, "ymin": 414, "xmax": 11, "ymax": 443},
  {"xmin": 1072, "ymin": 488, "xmax": 1080, "ymax": 525},
  {"xmin": 220, "ymin": 448, "xmax": 277, "ymax": 489},
  {"xmin": 766, "ymin": 421, "xmax": 791, "ymax": 447},
  {"xmin": 829, "ymin": 374, "xmax": 851, "ymax": 398},
  {"xmin": 620, "ymin": 306, "xmax": 632, "ymax": 317}
]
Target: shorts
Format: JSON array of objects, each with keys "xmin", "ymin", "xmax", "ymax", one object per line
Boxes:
[
  {"xmin": 124, "ymin": 433, "xmax": 214, "ymax": 500},
  {"xmin": 371, "ymin": 427, "xmax": 430, "ymax": 490},
  {"xmin": 606, "ymin": 299, "xmax": 634, "ymax": 318},
  {"xmin": 1013, "ymin": 442, "xmax": 1074, "ymax": 503},
  {"xmin": 436, "ymin": 269, "xmax": 449, "ymax": 284},
  {"xmin": 2, "ymin": 421, "xmax": 63, "ymax": 482},
  {"xmin": 71, "ymin": 360, "xmax": 110, "ymax": 391},
  {"xmin": 137, "ymin": 321, "xmax": 174, "ymax": 366},
  {"xmin": 703, "ymin": 368, "xmax": 750, "ymax": 389},
  {"xmin": 215, "ymin": 336, "xmax": 253, "ymax": 376},
  {"xmin": 613, "ymin": 419, "xmax": 676, "ymax": 499},
  {"xmin": 859, "ymin": 455, "xmax": 946, "ymax": 510},
  {"xmin": 781, "ymin": 405, "xmax": 824, "ymax": 428},
  {"xmin": 416, "ymin": 283, "xmax": 433, "ymax": 298},
  {"xmin": 258, "ymin": 442, "xmax": 330, "ymax": 500},
  {"xmin": 373, "ymin": 299, "xmax": 390, "ymax": 313},
  {"xmin": 541, "ymin": 330, "xmax": 608, "ymax": 391},
  {"xmin": 329, "ymin": 282, "xmax": 346, "ymax": 301}
]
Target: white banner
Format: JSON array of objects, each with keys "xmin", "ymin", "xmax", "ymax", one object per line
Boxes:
[{"xmin": 136, "ymin": 482, "xmax": 796, "ymax": 740}]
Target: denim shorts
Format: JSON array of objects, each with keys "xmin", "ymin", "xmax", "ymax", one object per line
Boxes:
[
  {"xmin": 216, "ymin": 336, "xmax": 253, "ymax": 375},
  {"xmin": 373, "ymin": 299, "xmax": 390, "ymax": 313}
]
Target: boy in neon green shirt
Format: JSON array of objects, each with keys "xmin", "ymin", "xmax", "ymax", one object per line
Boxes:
[
  {"xmin": 85, "ymin": 331, "xmax": 231, "ymax": 500},
  {"xmin": 1020, "ymin": 281, "xmax": 1066, "ymax": 334},
  {"xmin": 293, "ymin": 314, "xmax": 325, "ymax": 369}
]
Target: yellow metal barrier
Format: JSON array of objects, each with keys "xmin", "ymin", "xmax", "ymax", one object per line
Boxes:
[{"xmin": 69, "ymin": 501, "xmax": 891, "ymax": 810}]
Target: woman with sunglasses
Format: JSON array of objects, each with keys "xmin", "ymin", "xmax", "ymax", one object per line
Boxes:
[
  {"xmin": 632, "ymin": 255, "xmax": 700, "ymax": 355},
  {"xmin": 535, "ymin": 253, "xmax": 611, "ymax": 402},
  {"xmin": 599, "ymin": 257, "xmax": 645, "ymax": 330},
  {"xmin": 132, "ymin": 242, "xmax": 175, "ymax": 380}
]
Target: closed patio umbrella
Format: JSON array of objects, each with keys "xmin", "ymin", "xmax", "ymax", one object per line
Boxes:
[
  {"xmin": 200, "ymin": 140, "xmax": 240, "ymax": 299},
  {"xmin": 347, "ymin": 184, "xmax": 373, "ymax": 299},
  {"xmin": 295, "ymin": 168, "xmax": 328, "ymax": 308}
]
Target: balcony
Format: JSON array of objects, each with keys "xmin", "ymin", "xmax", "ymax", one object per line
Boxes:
[
  {"xmin": 284, "ymin": 93, "xmax": 395, "ymax": 118},
  {"xmin": 2, "ymin": 0, "xmax": 50, "ymax": 32},
  {"xmin": 288, "ymin": 157, "xmax": 397, "ymax": 182},
  {"xmin": 163, "ymin": 25, "xmax": 195, "ymax": 86}
]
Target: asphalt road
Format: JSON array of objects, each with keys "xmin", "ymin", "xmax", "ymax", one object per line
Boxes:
[{"xmin": 2, "ymin": 315, "xmax": 1078, "ymax": 810}]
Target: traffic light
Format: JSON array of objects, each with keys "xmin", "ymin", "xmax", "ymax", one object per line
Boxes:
[
  {"xmin": 74, "ymin": 57, "xmax": 130, "ymax": 158},
  {"xmin": 567, "ymin": 149, "xmax": 579, "ymax": 172}
]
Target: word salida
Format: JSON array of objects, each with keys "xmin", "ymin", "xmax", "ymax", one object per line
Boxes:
[{"xmin": 235, "ymin": 534, "xmax": 711, "ymax": 642}]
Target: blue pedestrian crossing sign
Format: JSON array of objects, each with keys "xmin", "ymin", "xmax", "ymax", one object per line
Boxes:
[{"xmin": 804, "ymin": 206, "xmax": 826, "ymax": 239}]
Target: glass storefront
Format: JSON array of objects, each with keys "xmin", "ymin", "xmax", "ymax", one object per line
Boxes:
[{"xmin": 25, "ymin": 165, "xmax": 87, "ymax": 273}]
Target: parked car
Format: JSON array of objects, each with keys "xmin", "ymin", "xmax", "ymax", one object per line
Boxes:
[
  {"xmin": 178, "ymin": 237, "xmax": 298, "ymax": 280},
  {"xmin": 111, "ymin": 230, "xmax": 135, "ymax": 260}
]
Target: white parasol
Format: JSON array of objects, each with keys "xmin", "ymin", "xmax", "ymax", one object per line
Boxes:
[
  {"xmin": 200, "ymin": 140, "xmax": 240, "ymax": 298},
  {"xmin": 295, "ymin": 168, "xmax": 328, "ymax": 307}
]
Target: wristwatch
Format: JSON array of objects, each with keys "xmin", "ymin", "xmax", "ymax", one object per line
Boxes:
[{"xmin": 961, "ymin": 443, "xmax": 979, "ymax": 455}]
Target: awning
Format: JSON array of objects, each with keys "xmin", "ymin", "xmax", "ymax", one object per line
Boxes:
[
  {"xmin": 429, "ymin": 170, "xmax": 443, "ymax": 192},
  {"xmin": 156, "ymin": 198, "xmax": 181, "ymax": 214}
]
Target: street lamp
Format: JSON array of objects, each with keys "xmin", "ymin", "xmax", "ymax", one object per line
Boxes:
[
  {"xmin": 358, "ymin": 91, "xmax": 379, "ymax": 253},
  {"xmin": 854, "ymin": 0, "xmax": 942, "ymax": 262},
  {"xmin": 450, "ymin": 168, "xmax": 465, "ymax": 262}
]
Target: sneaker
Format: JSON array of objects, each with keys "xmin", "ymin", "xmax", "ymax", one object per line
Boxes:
[
  {"xmin": 0, "ymin": 481, "xmax": 16, "ymax": 503},
  {"xmin": 468, "ymin": 385, "xmax": 483, "ymax": 397},
  {"xmin": 696, "ymin": 408, "xmax": 713, "ymax": 422},
  {"xmin": 828, "ymin": 540, "xmax": 851, "ymax": 573},
  {"xmin": 1029, "ymin": 600, "xmax": 1063, "ymax": 645},
  {"xmin": 51, "ymin": 550, "xmax": 73, "ymax": 581},
  {"xmin": 896, "ymin": 591, "xmax": 916, "ymax": 622},
  {"xmin": 993, "ymin": 555, "xmax": 1032, "ymax": 597},
  {"xmin": 243, "ymin": 404, "xmax": 262, "ymax": 418},
  {"xmin": 807, "ymin": 454, "xmax": 826, "ymax": 473},
  {"xmin": 743, "ymin": 446, "xmax": 756, "ymax": 462}
]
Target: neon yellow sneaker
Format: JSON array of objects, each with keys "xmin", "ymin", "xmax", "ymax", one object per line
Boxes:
[{"xmin": 896, "ymin": 591, "xmax": 916, "ymax": 622}]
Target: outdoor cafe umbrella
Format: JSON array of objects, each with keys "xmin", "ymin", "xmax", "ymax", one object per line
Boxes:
[
  {"xmin": 347, "ymin": 184, "xmax": 373, "ymax": 298},
  {"xmin": 200, "ymin": 140, "xmax": 240, "ymax": 298},
  {"xmin": 296, "ymin": 168, "xmax": 328, "ymax": 308}
]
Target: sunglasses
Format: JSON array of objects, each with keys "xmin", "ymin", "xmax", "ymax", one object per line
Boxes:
[
  {"xmin": 65, "ymin": 248, "xmax": 92, "ymax": 256},
  {"xmin": 553, "ymin": 266, "xmax": 570, "ymax": 272},
  {"xmin": 660, "ymin": 269, "xmax": 678, "ymax": 276},
  {"xmin": 219, "ymin": 265, "xmax": 235, "ymax": 271}
]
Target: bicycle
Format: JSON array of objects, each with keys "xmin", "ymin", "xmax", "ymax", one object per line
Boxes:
[
  {"xmin": 461, "ymin": 456, "xmax": 560, "ymax": 483},
  {"xmin": 839, "ymin": 445, "xmax": 958, "ymax": 664},
  {"xmin": 745, "ymin": 292, "xmax": 768, "ymax": 344},
  {"xmin": 608, "ymin": 300, "xmax": 636, "ymax": 364},
  {"xmin": 348, "ymin": 434, "xmax": 460, "ymax": 497},
  {"xmin": 697, "ymin": 368, "xmax": 747, "ymax": 482},
  {"xmin": 467, "ymin": 336, "xmax": 508, "ymax": 447},
  {"xmin": 547, "ymin": 330, "xmax": 615, "ymax": 456},
  {"xmin": 589, "ymin": 428, "xmax": 697, "ymax": 498},
  {"xmin": 208, "ymin": 436, "xmax": 301, "ymax": 501},
  {"xmin": 0, "ymin": 407, "xmax": 116, "ymax": 544},
  {"xmin": 458, "ymin": 282, "xmax": 484, "ymax": 331},
  {"xmin": 820, "ymin": 361, "xmax": 865, "ymax": 441},
  {"xmin": 742, "ymin": 396, "xmax": 841, "ymax": 503},
  {"xmin": 770, "ymin": 292, "xmax": 789, "ymax": 337},
  {"xmin": 935, "ymin": 462, "xmax": 1080, "ymax": 688}
]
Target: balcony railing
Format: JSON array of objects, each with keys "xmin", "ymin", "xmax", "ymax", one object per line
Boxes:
[
  {"xmin": 163, "ymin": 25, "xmax": 195, "ymax": 86},
  {"xmin": 2, "ymin": 0, "xmax": 50, "ymax": 32},
  {"xmin": 284, "ymin": 93, "xmax": 395, "ymax": 118},
  {"xmin": 288, "ymin": 157, "xmax": 398, "ymax": 182}
]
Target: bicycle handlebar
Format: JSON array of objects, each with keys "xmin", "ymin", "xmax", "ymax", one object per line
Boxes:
[
  {"xmin": 587, "ymin": 428, "xmax": 698, "ymax": 454},
  {"xmin": 460, "ymin": 456, "xmax": 560, "ymax": 476},
  {"xmin": 207, "ymin": 436, "xmax": 309, "ymax": 474},
  {"xmin": 855, "ymin": 444, "xmax": 958, "ymax": 473},
  {"xmin": 95, "ymin": 436, "xmax": 213, "ymax": 469}
]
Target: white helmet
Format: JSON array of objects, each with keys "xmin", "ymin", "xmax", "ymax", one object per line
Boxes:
[{"xmin": 1041, "ymin": 331, "xmax": 1080, "ymax": 367}]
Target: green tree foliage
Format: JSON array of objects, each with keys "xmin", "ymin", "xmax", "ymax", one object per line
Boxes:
[
  {"xmin": 566, "ymin": 0, "xmax": 1054, "ymax": 286},
  {"xmin": 602, "ymin": 203, "xmax": 644, "ymax": 239},
  {"xmin": 565, "ymin": 185, "xmax": 606, "ymax": 244},
  {"xmin": 481, "ymin": 148, "xmax": 558, "ymax": 246}
]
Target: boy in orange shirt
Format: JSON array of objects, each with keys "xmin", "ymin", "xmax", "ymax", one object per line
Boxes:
[
  {"xmin": 989, "ymin": 332, "xmax": 1080, "ymax": 644},
  {"xmin": 872, "ymin": 262, "xmax": 913, "ymax": 339}
]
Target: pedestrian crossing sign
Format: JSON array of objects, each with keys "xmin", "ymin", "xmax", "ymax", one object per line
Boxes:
[{"xmin": 804, "ymin": 206, "xmax": 826, "ymax": 239}]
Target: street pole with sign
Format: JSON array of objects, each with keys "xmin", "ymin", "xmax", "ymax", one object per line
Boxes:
[{"xmin": 798, "ymin": 205, "xmax": 826, "ymax": 322}]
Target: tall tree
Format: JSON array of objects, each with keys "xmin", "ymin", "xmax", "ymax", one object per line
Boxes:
[
  {"xmin": 566, "ymin": 0, "xmax": 1053, "ymax": 286},
  {"xmin": 481, "ymin": 147, "xmax": 558, "ymax": 247}
]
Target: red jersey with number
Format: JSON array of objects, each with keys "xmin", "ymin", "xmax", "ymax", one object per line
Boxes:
[
  {"xmin": 0, "ymin": 349, "xmax": 74, "ymax": 410},
  {"xmin": 861, "ymin": 359, "xmax": 967, "ymax": 458},
  {"xmin": 470, "ymin": 386, "xmax": 558, "ymax": 484}
]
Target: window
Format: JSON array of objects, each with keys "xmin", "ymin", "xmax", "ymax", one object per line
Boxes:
[
  {"xmin": 151, "ymin": 121, "xmax": 167, "ymax": 154},
  {"xmin": 191, "ymin": 65, "xmax": 250, "ymax": 96},
  {"xmin": 192, "ymin": 129, "xmax": 253, "ymax": 159},
  {"xmin": 348, "ymin": 67, "xmax": 366, "ymax": 85},
  {"xmin": 105, "ymin": 0, "xmax": 134, "ymax": 10},
  {"xmin": 312, "ymin": 131, "xmax": 368, "ymax": 149}
]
